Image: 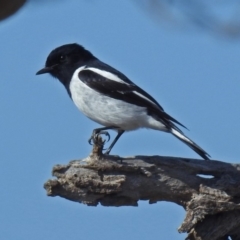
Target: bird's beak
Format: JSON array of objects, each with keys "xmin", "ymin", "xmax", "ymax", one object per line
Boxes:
[{"xmin": 36, "ymin": 67, "xmax": 53, "ymax": 75}]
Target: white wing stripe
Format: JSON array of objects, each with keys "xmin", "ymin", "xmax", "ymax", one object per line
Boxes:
[
  {"xmin": 133, "ymin": 91, "xmax": 159, "ymax": 107},
  {"xmin": 81, "ymin": 67, "xmax": 159, "ymax": 108},
  {"xmin": 86, "ymin": 67, "xmax": 129, "ymax": 85},
  {"xmin": 75, "ymin": 65, "xmax": 86, "ymax": 74}
]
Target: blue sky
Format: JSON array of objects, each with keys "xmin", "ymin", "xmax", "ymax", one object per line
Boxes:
[{"xmin": 1, "ymin": 1, "xmax": 240, "ymax": 240}]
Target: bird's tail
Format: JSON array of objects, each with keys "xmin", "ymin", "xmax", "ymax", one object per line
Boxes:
[{"xmin": 171, "ymin": 128, "xmax": 210, "ymax": 160}]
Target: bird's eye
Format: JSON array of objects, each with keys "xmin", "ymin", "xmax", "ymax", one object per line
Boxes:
[{"xmin": 59, "ymin": 55, "xmax": 66, "ymax": 62}]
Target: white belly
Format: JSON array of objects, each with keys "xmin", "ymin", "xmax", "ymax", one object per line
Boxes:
[{"xmin": 69, "ymin": 70, "xmax": 167, "ymax": 132}]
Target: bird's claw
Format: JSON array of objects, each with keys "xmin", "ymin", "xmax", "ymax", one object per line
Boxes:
[{"xmin": 88, "ymin": 130, "xmax": 111, "ymax": 146}]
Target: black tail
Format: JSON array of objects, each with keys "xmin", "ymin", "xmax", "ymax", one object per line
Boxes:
[{"xmin": 171, "ymin": 128, "xmax": 210, "ymax": 160}]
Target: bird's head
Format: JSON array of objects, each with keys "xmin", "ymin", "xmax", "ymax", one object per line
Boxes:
[{"xmin": 36, "ymin": 43, "xmax": 96, "ymax": 85}]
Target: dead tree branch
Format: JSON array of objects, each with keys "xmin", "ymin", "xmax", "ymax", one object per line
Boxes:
[
  {"xmin": 44, "ymin": 138, "xmax": 240, "ymax": 240},
  {"xmin": 134, "ymin": 0, "xmax": 240, "ymax": 38}
]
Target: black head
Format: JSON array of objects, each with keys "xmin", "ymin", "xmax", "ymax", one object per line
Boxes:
[{"xmin": 36, "ymin": 43, "xmax": 96, "ymax": 85}]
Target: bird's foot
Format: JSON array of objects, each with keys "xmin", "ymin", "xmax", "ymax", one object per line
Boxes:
[
  {"xmin": 104, "ymin": 148, "xmax": 111, "ymax": 155},
  {"xmin": 88, "ymin": 130, "xmax": 111, "ymax": 146}
]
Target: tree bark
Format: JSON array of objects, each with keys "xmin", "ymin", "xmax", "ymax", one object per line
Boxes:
[{"xmin": 44, "ymin": 137, "xmax": 240, "ymax": 240}]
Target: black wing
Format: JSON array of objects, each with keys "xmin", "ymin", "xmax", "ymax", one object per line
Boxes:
[
  {"xmin": 87, "ymin": 60, "xmax": 164, "ymax": 110},
  {"xmin": 78, "ymin": 68, "xmax": 186, "ymax": 132}
]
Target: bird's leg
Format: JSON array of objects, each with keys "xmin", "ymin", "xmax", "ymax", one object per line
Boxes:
[
  {"xmin": 104, "ymin": 130, "xmax": 125, "ymax": 154},
  {"xmin": 88, "ymin": 126, "xmax": 117, "ymax": 146}
]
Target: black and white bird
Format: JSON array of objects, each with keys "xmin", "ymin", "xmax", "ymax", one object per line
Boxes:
[{"xmin": 36, "ymin": 43, "xmax": 210, "ymax": 160}]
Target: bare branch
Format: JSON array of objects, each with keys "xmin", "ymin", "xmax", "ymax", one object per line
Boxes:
[
  {"xmin": 134, "ymin": 0, "xmax": 240, "ymax": 38},
  {"xmin": 44, "ymin": 137, "xmax": 240, "ymax": 240}
]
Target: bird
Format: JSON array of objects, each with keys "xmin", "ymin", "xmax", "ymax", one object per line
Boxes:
[{"xmin": 36, "ymin": 43, "xmax": 210, "ymax": 160}]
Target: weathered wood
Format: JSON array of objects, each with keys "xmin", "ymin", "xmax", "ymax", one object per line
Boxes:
[{"xmin": 44, "ymin": 138, "xmax": 240, "ymax": 240}]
